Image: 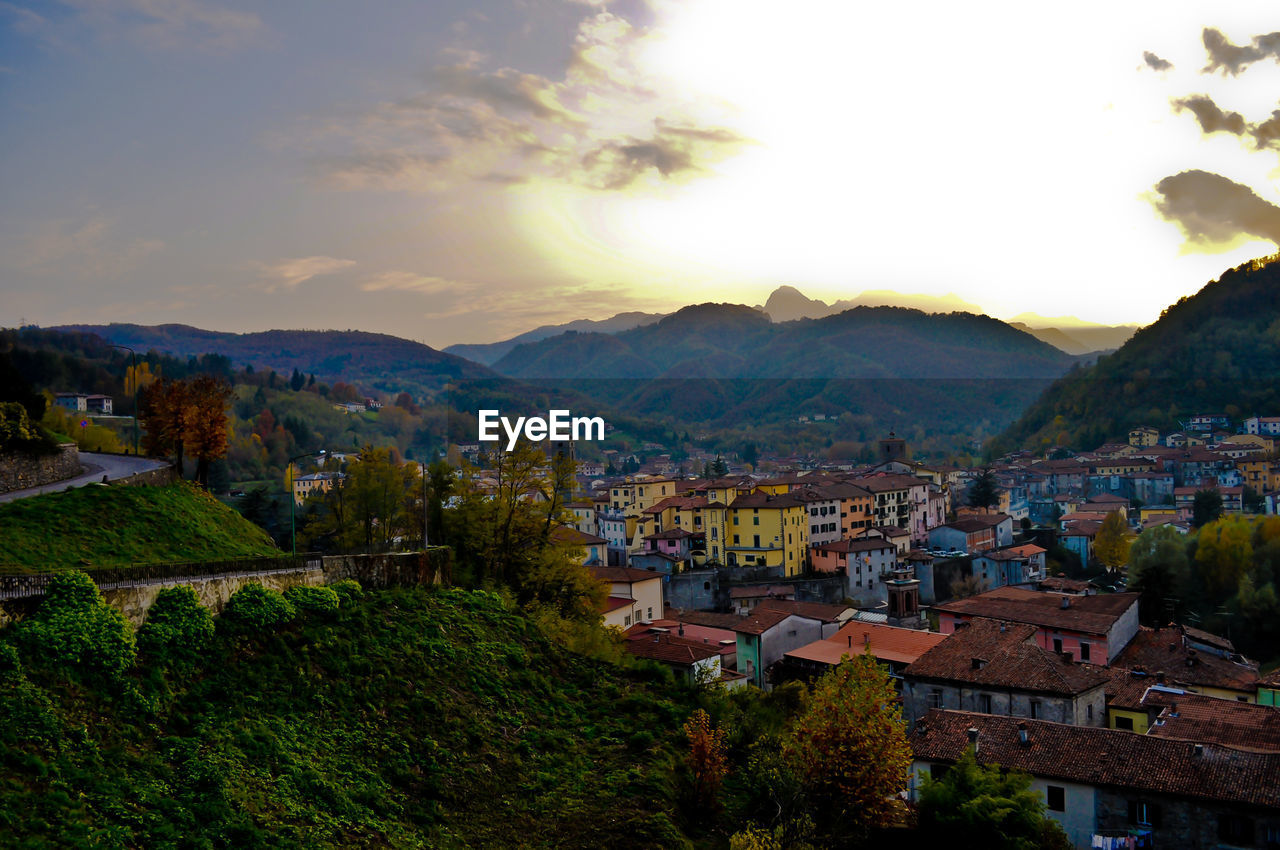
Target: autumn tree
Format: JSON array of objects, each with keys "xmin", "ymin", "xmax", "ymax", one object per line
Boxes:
[
  {"xmin": 1194, "ymin": 515, "xmax": 1253, "ymax": 597},
  {"xmin": 1093, "ymin": 511, "xmax": 1133, "ymax": 574},
  {"xmin": 782, "ymin": 652, "xmax": 911, "ymax": 842},
  {"xmin": 185, "ymin": 375, "xmax": 232, "ymax": 488},
  {"xmin": 1127, "ymin": 525, "xmax": 1189, "ymax": 624},
  {"xmin": 140, "ymin": 378, "xmax": 191, "ymax": 472},
  {"xmin": 683, "ymin": 709, "xmax": 729, "ymax": 814}
]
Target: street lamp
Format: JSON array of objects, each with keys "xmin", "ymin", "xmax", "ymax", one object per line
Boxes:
[
  {"xmin": 289, "ymin": 449, "xmax": 327, "ymax": 556},
  {"xmin": 108, "ymin": 344, "xmax": 139, "ymax": 455}
]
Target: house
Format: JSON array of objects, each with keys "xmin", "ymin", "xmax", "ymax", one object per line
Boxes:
[
  {"xmin": 849, "ymin": 473, "xmax": 934, "ymax": 544},
  {"xmin": 1128, "ymin": 426, "xmax": 1160, "ymax": 447},
  {"xmin": 732, "ymin": 608, "xmax": 832, "ymax": 688},
  {"xmin": 640, "ymin": 527, "xmax": 701, "ymax": 570},
  {"xmin": 970, "ymin": 543, "xmax": 1047, "ymax": 590},
  {"xmin": 901, "ymin": 618, "xmax": 1110, "ymax": 727},
  {"xmin": 551, "ymin": 526, "xmax": 609, "ymax": 567},
  {"xmin": 292, "ymin": 471, "xmax": 345, "ymax": 504},
  {"xmin": 908, "ymin": 710, "xmax": 1280, "ymax": 850},
  {"xmin": 593, "ymin": 566, "xmax": 664, "ymax": 630},
  {"xmin": 931, "ymin": 586, "xmax": 1140, "ymax": 664},
  {"xmin": 1111, "ymin": 625, "xmax": 1259, "ymax": 703},
  {"xmin": 809, "ymin": 538, "xmax": 898, "ymax": 606},
  {"xmin": 1140, "ymin": 687, "xmax": 1280, "ymax": 751},
  {"xmin": 781, "ymin": 620, "xmax": 947, "ymax": 686},
  {"xmin": 564, "ymin": 500, "xmax": 598, "ymax": 536},
  {"xmin": 1059, "ymin": 518, "xmax": 1101, "ymax": 565},
  {"xmin": 623, "ymin": 631, "xmax": 726, "ymax": 685},
  {"xmin": 1243, "ymin": 415, "xmax": 1280, "ymax": 437},
  {"xmin": 927, "ymin": 513, "xmax": 1013, "ymax": 554},
  {"xmin": 729, "ymin": 584, "xmax": 794, "ymax": 615},
  {"xmin": 634, "ymin": 615, "xmax": 739, "ymax": 671},
  {"xmin": 725, "ymin": 491, "xmax": 809, "ymax": 575}
]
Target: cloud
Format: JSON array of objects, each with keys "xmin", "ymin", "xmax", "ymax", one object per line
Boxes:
[
  {"xmin": 1202, "ymin": 27, "xmax": 1280, "ymax": 76},
  {"xmin": 4, "ymin": 215, "xmax": 163, "ymax": 279},
  {"xmin": 1142, "ymin": 51, "xmax": 1172, "ymax": 72},
  {"xmin": 360, "ymin": 271, "xmax": 469, "ymax": 294},
  {"xmin": 1172, "ymin": 95, "xmax": 1246, "ymax": 136},
  {"xmin": 1151, "ymin": 170, "xmax": 1280, "ymax": 248},
  {"xmin": 301, "ymin": 8, "xmax": 750, "ymax": 195},
  {"xmin": 7, "ymin": 0, "xmax": 264, "ymax": 52},
  {"xmin": 256, "ymin": 256, "xmax": 355, "ymax": 292}
]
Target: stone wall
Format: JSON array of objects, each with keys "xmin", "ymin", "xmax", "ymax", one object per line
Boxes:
[
  {"xmin": 320, "ymin": 548, "xmax": 452, "ymax": 589},
  {"xmin": 109, "ymin": 463, "xmax": 179, "ymax": 488},
  {"xmin": 101, "ymin": 568, "xmax": 325, "ymax": 626},
  {"xmin": 0, "ymin": 443, "xmax": 81, "ymax": 494}
]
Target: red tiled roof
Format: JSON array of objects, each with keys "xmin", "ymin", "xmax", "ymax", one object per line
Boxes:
[
  {"xmin": 909, "ymin": 709, "xmax": 1280, "ymax": 808},
  {"xmin": 904, "ymin": 618, "xmax": 1110, "ymax": 695},
  {"xmin": 590, "ymin": 566, "xmax": 664, "ymax": 584},
  {"xmin": 728, "ymin": 491, "xmax": 806, "ymax": 509},
  {"xmin": 666, "ymin": 608, "xmax": 743, "ymax": 630},
  {"xmin": 729, "ymin": 584, "xmax": 794, "ymax": 599},
  {"xmin": 1143, "ymin": 689, "xmax": 1280, "ymax": 752},
  {"xmin": 624, "ymin": 633, "xmax": 720, "ymax": 665},
  {"xmin": 552, "ymin": 526, "xmax": 608, "ymax": 546},
  {"xmin": 755, "ymin": 598, "xmax": 851, "ymax": 623},
  {"xmin": 812, "ymin": 538, "xmax": 896, "ymax": 554},
  {"xmin": 1113, "ymin": 627, "xmax": 1259, "ymax": 693},
  {"xmin": 933, "ymin": 586, "xmax": 1138, "ymax": 636},
  {"xmin": 602, "ymin": 596, "xmax": 634, "ymax": 614},
  {"xmin": 732, "ymin": 608, "xmax": 798, "ymax": 636},
  {"xmin": 786, "ymin": 622, "xmax": 947, "ymax": 667}
]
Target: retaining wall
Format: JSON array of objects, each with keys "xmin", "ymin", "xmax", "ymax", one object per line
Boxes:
[{"xmin": 0, "ymin": 444, "xmax": 82, "ymax": 494}]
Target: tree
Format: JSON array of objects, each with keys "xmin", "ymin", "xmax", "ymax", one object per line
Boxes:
[
  {"xmin": 1192, "ymin": 489, "xmax": 1224, "ymax": 527},
  {"xmin": 743, "ymin": 442, "xmax": 759, "ymax": 468},
  {"xmin": 139, "ymin": 378, "xmax": 191, "ymax": 471},
  {"xmin": 1093, "ymin": 511, "xmax": 1132, "ymax": 573},
  {"xmin": 1127, "ymin": 525, "xmax": 1189, "ymax": 624},
  {"xmin": 185, "ymin": 375, "xmax": 232, "ymax": 488},
  {"xmin": 917, "ymin": 748, "xmax": 1071, "ymax": 850},
  {"xmin": 1194, "ymin": 515, "xmax": 1253, "ymax": 597},
  {"xmin": 711, "ymin": 455, "xmax": 729, "ymax": 477},
  {"xmin": 683, "ymin": 709, "xmax": 728, "ymax": 814},
  {"xmin": 782, "ymin": 652, "xmax": 911, "ymax": 842},
  {"xmin": 965, "ymin": 468, "xmax": 1000, "ymax": 512}
]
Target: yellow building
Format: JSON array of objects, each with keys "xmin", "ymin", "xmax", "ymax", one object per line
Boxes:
[
  {"xmin": 292, "ymin": 471, "xmax": 344, "ymax": 505},
  {"xmin": 726, "ymin": 491, "xmax": 809, "ymax": 576},
  {"xmin": 1128, "ymin": 426, "xmax": 1160, "ymax": 448},
  {"xmin": 609, "ymin": 476, "xmax": 681, "ymax": 513},
  {"xmin": 1237, "ymin": 456, "xmax": 1280, "ymax": 493},
  {"xmin": 593, "ymin": 566, "xmax": 665, "ymax": 630}
]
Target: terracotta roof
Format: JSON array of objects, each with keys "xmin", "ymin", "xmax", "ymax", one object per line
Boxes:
[
  {"xmin": 1143, "ymin": 689, "xmax": 1280, "ymax": 752},
  {"xmin": 812, "ymin": 538, "xmax": 897, "ymax": 554},
  {"xmin": 909, "ymin": 709, "xmax": 1280, "ymax": 808},
  {"xmin": 644, "ymin": 528, "xmax": 698, "ymax": 540},
  {"xmin": 729, "ymin": 584, "xmax": 794, "ymax": 599},
  {"xmin": 552, "ymin": 526, "xmax": 608, "ymax": 546},
  {"xmin": 624, "ymin": 633, "xmax": 720, "ymax": 665},
  {"xmin": 932, "ymin": 586, "xmax": 1138, "ymax": 636},
  {"xmin": 1104, "ymin": 667, "xmax": 1162, "ymax": 710},
  {"xmin": 590, "ymin": 566, "xmax": 663, "ymax": 584},
  {"xmin": 1085, "ymin": 494, "xmax": 1129, "ymax": 504},
  {"xmin": 755, "ymin": 598, "xmax": 851, "ymax": 624},
  {"xmin": 904, "ymin": 618, "xmax": 1110, "ymax": 695},
  {"xmin": 1113, "ymin": 627, "xmax": 1259, "ymax": 693},
  {"xmin": 1036, "ymin": 577, "xmax": 1091, "ymax": 593},
  {"xmin": 666, "ymin": 608, "xmax": 743, "ymax": 630},
  {"xmin": 728, "ymin": 491, "xmax": 806, "ymax": 509},
  {"xmin": 905, "ymin": 549, "xmax": 935, "ymax": 561},
  {"xmin": 786, "ymin": 622, "xmax": 948, "ymax": 667},
  {"xmin": 849, "ymin": 473, "xmax": 930, "ymax": 492},
  {"xmin": 732, "ymin": 608, "xmax": 800, "ymax": 636},
  {"xmin": 1261, "ymin": 668, "xmax": 1280, "ymax": 688},
  {"xmin": 943, "ymin": 516, "xmax": 1007, "ymax": 534},
  {"xmin": 602, "ymin": 596, "xmax": 634, "ymax": 614},
  {"xmin": 642, "ymin": 495, "xmax": 710, "ymax": 514}
]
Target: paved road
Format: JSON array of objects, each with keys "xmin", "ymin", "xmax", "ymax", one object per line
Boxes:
[{"xmin": 0, "ymin": 453, "xmax": 170, "ymax": 504}]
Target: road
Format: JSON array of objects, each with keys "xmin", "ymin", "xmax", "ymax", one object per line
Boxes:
[{"xmin": 0, "ymin": 453, "xmax": 170, "ymax": 504}]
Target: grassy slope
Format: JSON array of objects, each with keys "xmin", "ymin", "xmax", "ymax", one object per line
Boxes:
[
  {"xmin": 0, "ymin": 483, "xmax": 279, "ymax": 570},
  {"xmin": 0, "ymin": 587, "xmax": 694, "ymax": 848}
]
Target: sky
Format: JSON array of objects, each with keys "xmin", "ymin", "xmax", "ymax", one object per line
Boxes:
[{"xmin": 3, "ymin": 0, "xmax": 1280, "ymax": 347}]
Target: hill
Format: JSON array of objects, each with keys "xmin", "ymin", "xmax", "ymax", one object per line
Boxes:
[
  {"xmin": 992, "ymin": 254, "xmax": 1280, "ymax": 453},
  {"xmin": 0, "ymin": 586, "xmax": 694, "ymax": 848},
  {"xmin": 50, "ymin": 324, "xmax": 497, "ymax": 400},
  {"xmin": 0, "ymin": 482, "xmax": 279, "ymax": 570},
  {"xmin": 443, "ymin": 311, "xmax": 667, "ymax": 366}
]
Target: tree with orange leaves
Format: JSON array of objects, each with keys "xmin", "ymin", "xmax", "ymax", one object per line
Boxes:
[
  {"xmin": 185, "ymin": 375, "xmax": 232, "ymax": 488},
  {"xmin": 683, "ymin": 708, "xmax": 728, "ymax": 814},
  {"xmin": 783, "ymin": 651, "xmax": 911, "ymax": 842}
]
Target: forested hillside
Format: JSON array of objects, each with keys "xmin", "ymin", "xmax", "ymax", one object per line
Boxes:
[{"xmin": 992, "ymin": 254, "xmax": 1280, "ymax": 454}]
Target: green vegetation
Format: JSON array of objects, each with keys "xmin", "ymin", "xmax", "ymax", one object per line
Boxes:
[
  {"xmin": 0, "ymin": 482, "xmax": 278, "ymax": 570},
  {"xmin": 0, "ymin": 583, "xmax": 697, "ymax": 848},
  {"xmin": 993, "ymin": 254, "xmax": 1280, "ymax": 453}
]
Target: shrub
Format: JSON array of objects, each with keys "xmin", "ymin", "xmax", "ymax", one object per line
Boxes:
[
  {"xmin": 18, "ymin": 571, "xmax": 135, "ymax": 678},
  {"xmin": 220, "ymin": 583, "xmax": 296, "ymax": 633},
  {"xmin": 138, "ymin": 587, "xmax": 214, "ymax": 661},
  {"xmin": 328, "ymin": 578, "xmax": 364, "ymax": 605},
  {"xmin": 284, "ymin": 585, "xmax": 340, "ymax": 617}
]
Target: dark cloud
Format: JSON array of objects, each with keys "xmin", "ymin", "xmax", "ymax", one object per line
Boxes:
[
  {"xmin": 1152, "ymin": 170, "xmax": 1280, "ymax": 247},
  {"xmin": 431, "ymin": 64, "xmax": 575, "ymax": 122},
  {"xmin": 1143, "ymin": 51, "xmax": 1173, "ymax": 72},
  {"xmin": 1203, "ymin": 27, "xmax": 1280, "ymax": 75},
  {"xmin": 577, "ymin": 120, "xmax": 748, "ymax": 190},
  {"xmin": 1251, "ymin": 111, "xmax": 1280, "ymax": 150},
  {"xmin": 1172, "ymin": 95, "xmax": 1246, "ymax": 136}
]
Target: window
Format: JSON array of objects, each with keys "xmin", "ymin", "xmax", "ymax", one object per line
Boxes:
[
  {"xmin": 1046, "ymin": 786, "xmax": 1065, "ymax": 812},
  {"xmin": 1052, "ymin": 638, "xmax": 1063, "ymax": 654},
  {"xmin": 1030, "ymin": 701, "xmax": 1042, "ymax": 719},
  {"xmin": 978, "ymin": 694, "xmax": 992, "ymax": 713},
  {"xmin": 647, "ymin": 607, "xmax": 653, "ymax": 619},
  {"xmin": 930, "ymin": 763, "xmax": 949, "ymax": 780},
  {"xmin": 624, "ymin": 615, "xmax": 631, "ymax": 626},
  {"xmin": 753, "ymin": 535, "xmax": 760, "ymax": 548},
  {"xmin": 1087, "ymin": 704, "xmax": 1094, "ymax": 722},
  {"xmin": 1079, "ymin": 642, "xmax": 1090, "ymax": 662},
  {"xmin": 753, "ymin": 516, "xmax": 760, "ymax": 526},
  {"xmin": 1219, "ymin": 815, "xmax": 1255, "ymax": 845},
  {"xmin": 1115, "ymin": 716, "xmax": 1134, "ymax": 731},
  {"xmin": 1128, "ymin": 801, "xmax": 1160, "ymax": 828},
  {"xmin": 928, "ymin": 689, "xmax": 943, "ymax": 709},
  {"xmin": 734, "ymin": 535, "xmax": 740, "ymax": 545}
]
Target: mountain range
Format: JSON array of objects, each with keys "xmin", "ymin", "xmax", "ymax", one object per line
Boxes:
[{"xmin": 992, "ymin": 254, "xmax": 1280, "ymax": 454}]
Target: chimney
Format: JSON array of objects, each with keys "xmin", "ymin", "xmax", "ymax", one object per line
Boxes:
[
  {"xmin": 1018, "ymin": 721, "xmax": 1029, "ymax": 745},
  {"xmin": 1156, "ymin": 671, "xmax": 1166, "ymax": 684},
  {"xmin": 967, "ymin": 727, "xmax": 979, "ymax": 753},
  {"xmin": 1193, "ymin": 743, "xmax": 1204, "ymax": 758},
  {"xmin": 1060, "ymin": 597, "xmax": 1070, "ymax": 609}
]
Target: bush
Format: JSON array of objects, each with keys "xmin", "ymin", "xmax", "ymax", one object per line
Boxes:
[
  {"xmin": 329, "ymin": 578, "xmax": 363, "ymax": 605},
  {"xmin": 18, "ymin": 571, "xmax": 135, "ymax": 679},
  {"xmin": 220, "ymin": 583, "xmax": 296, "ymax": 633},
  {"xmin": 284, "ymin": 584, "xmax": 340, "ymax": 617},
  {"xmin": 138, "ymin": 587, "xmax": 214, "ymax": 661}
]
